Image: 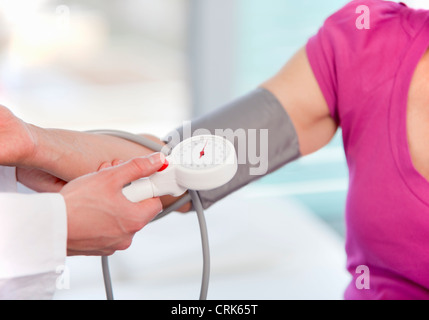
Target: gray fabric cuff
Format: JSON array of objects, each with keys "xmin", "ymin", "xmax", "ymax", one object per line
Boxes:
[{"xmin": 162, "ymin": 87, "xmax": 301, "ymax": 209}]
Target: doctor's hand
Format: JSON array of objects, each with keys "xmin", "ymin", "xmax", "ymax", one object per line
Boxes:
[
  {"xmin": 0, "ymin": 105, "xmax": 36, "ymax": 166},
  {"xmin": 61, "ymin": 153, "xmax": 164, "ymax": 256}
]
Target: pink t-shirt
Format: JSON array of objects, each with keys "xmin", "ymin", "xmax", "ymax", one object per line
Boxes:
[{"xmin": 306, "ymin": 0, "xmax": 429, "ymax": 299}]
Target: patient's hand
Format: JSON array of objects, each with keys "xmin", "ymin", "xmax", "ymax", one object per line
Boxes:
[
  {"xmin": 17, "ymin": 160, "xmax": 128, "ymax": 193},
  {"xmin": 16, "ymin": 167, "xmax": 66, "ymax": 192},
  {"xmin": 0, "ymin": 105, "xmax": 37, "ymax": 166}
]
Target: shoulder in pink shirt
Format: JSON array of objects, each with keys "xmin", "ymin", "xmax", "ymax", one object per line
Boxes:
[{"xmin": 306, "ymin": 0, "xmax": 429, "ymax": 299}]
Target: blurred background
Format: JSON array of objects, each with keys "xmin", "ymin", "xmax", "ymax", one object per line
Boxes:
[{"xmin": 1, "ymin": 0, "xmax": 428, "ymax": 300}]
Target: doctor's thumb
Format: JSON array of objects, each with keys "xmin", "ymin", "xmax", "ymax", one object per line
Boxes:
[{"xmin": 108, "ymin": 153, "xmax": 165, "ymax": 188}]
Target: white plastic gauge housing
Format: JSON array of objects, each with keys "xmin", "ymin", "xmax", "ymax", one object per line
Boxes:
[
  {"xmin": 170, "ymin": 135, "xmax": 237, "ymax": 190},
  {"xmin": 123, "ymin": 135, "xmax": 238, "ymax": 203}
]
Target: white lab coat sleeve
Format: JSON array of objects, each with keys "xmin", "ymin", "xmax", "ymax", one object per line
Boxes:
[{"xmin": 0, "ymin": 166, "xmax": 67, "ymax": 300}]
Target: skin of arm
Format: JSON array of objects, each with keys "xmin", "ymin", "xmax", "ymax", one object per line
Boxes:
[
  {"xmin": 26, "ymin": 127, "xmax": 191, "ymax": 211},
  {"xmin": 261, "ymin": 47, "xmax": 338, "ymax": 156},
  {"xmin": 27, "ymin": 126, "xmax": 159, "ymax": 181},
  {"xmin": 0, "ymin": 106, "xmax": 189, "ymax": 211}
]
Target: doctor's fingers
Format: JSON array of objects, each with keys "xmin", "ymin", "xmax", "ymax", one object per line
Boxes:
[
  {"xmin": 120, "ymin": 197, "xmax": 163, "ymax": 234},
  {"xmin": 101, "ymin": 153, "xmax": 165, "ymax": 190}
]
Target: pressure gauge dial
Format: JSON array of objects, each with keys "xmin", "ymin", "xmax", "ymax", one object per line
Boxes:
[
  {"xmin": 171, "ymin": 135, "xmax": 238, "ymax": 190},
  {"xmin": 123, "ymin": 135, "xmax": 238, "ymax": 202}
]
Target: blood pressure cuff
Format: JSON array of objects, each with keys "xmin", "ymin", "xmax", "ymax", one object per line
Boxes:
[{"xmin": 162, "ymin": 87, "xmax": 301, "ymax": 210}]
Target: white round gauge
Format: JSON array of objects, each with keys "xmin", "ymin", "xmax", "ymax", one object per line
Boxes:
[
  {"xmin": 171, "ymin": 135, "xmax": 238, "ymax": 191},
  {"xmin": 123, "ymin": 135, "xmax": 238, "ymax": 202}
]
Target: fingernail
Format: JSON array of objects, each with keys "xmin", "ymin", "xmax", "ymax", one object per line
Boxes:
[{"xmin": 149, "ymin": 153, "xmax": 165, "ymax": 165}]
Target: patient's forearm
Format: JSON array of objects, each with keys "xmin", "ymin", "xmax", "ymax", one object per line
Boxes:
[
  {"xmin": 27, "ymin": 125, "xmax": 191, "ymax": 212},
  {"xmin": 28, "ymin": 125, "xmax": 156, "ymax": 181}
]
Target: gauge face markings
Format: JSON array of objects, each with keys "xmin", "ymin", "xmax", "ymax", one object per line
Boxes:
[{"xmin": 174, "ymin": 136, "xmax": 232, "ymax": 170}]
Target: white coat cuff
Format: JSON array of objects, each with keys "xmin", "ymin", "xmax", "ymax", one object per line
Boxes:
[{"xmin": 0, "ymin": 193, "xmax": 67, "ymax": 279}]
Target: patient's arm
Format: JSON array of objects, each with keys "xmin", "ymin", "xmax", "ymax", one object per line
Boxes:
[
  {"xmin": 28, "ymin": 127, "xmax": 192, "ymax": 211},
  {"xmin": 0, "ymin": 104, "xmax": 155, "ymax": 178},
  {"xmin": 0, "ymin": 105, "xmax": 190, "ymax": 211},
  {"xmin": 27, "ymin": 125, "xmax": 191, "ymax": 211},
  {"xmin": 27, "ymin": 126, "xmax": 157, "ymax": 181}
]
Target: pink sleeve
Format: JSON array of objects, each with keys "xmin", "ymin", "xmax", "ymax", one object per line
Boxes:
[
  {"xmin": 306, "ymin": 25, "xmax": 339, "ymax": 123},
  {"xmin": 305, "ymin": 0, "xmax": 407, "ymax": 125}
]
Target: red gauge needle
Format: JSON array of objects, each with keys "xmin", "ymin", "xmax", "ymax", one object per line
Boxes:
[{"xmin": 200, "ymin": 141, "xmax": 208, "ymax": 158}]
